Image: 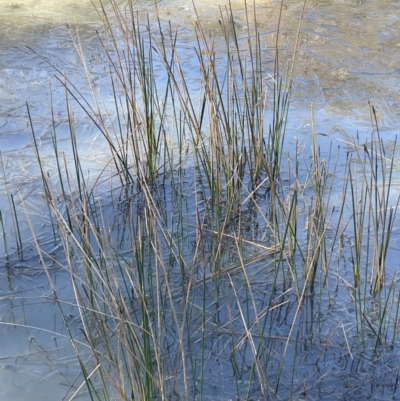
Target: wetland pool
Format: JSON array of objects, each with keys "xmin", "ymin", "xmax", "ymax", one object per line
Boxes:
[{"xmin": 2, "ymin": 0, "xmax": 400, "ymax": 400}]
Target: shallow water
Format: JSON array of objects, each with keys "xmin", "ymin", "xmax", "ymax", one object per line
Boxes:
[{"xmin": 2, "ymin": 0, "xmax": 400, "ymax": 400}]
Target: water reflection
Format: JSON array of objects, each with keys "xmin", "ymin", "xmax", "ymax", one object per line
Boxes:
[{"xmin": 0, "ymin": 266, "xmax": 90, "ymax": 401}]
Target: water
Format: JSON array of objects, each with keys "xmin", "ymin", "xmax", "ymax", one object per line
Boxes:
[{"xmin": 2, "ymin": 0, "xmax": 400, "ymax": 400}]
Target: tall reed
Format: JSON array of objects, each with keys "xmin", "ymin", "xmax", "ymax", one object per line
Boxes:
[{"xmin": 14, "ymin": 0, "xmax": 400, "ymax": 400}]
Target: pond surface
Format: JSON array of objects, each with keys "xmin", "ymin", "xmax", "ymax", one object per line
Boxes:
[{"xmin": 2, "ymin": 0, "xmax": 400, "ymax": 400}]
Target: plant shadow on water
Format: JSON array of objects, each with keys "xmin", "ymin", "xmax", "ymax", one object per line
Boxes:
[{"xmin": 2, "ymin": 0, "xmax": 400, "ymax": 400}]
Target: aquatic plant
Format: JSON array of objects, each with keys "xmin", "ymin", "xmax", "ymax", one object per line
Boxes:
[{"xmin": 2, "ymin": 0, "xmax": 400, "ymax": 400}]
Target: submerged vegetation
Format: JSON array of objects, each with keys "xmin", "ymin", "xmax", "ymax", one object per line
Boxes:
[{"xmin": 2, "ymin": 0, "xmax": 400, "ymax": 400}]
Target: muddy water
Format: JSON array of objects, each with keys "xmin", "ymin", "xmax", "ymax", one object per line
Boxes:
[{"xmin": 1, "ymin": 0, "xmax": 400, "ymax": 400}]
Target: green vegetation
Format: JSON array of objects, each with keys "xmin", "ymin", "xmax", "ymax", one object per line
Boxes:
[{"xmin": 2, "ymin": 0, "xmax": 400, "ymax": 399}]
